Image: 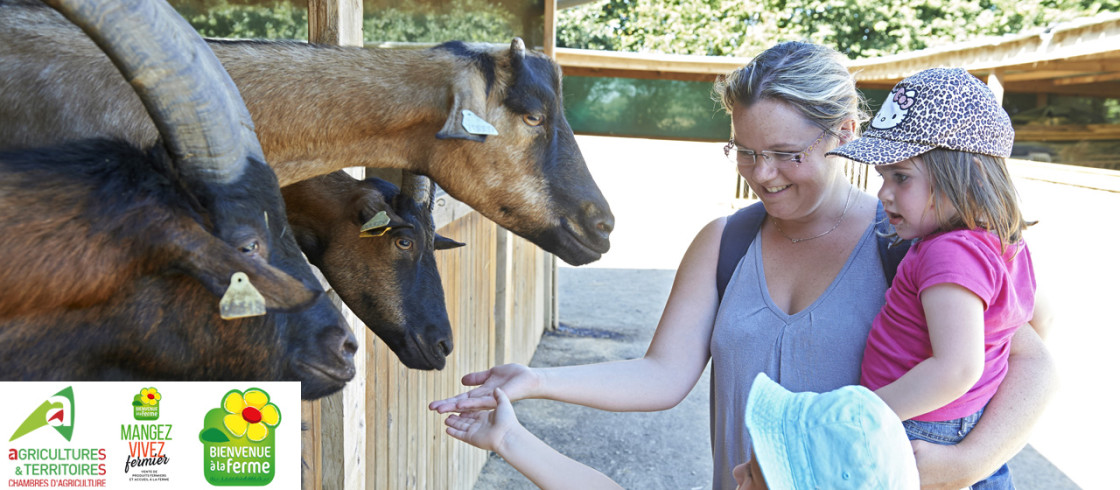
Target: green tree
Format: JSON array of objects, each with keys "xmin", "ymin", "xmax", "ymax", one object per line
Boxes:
[
  {"xmin": 175, "ymin": 0, "xmax": 309, "ymax": 40},
  {"xmin": 558, "ymin": 0, "xmax": 1120, "ymax": 59},
  {"xmin": 362, "ymin": 0, "xmax": 517, "ymax": 44}
]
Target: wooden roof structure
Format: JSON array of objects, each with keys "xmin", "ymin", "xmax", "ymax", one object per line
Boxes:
[
  {"xmin": 848, "ymin": 12, "xmax": 1120, "ymax": 98},
  {"xmin": 554, "ymin": 12, "xmax": 1120, "ymax": 142},
  {"xmin": 555, "ymin": 12, "xmax": 1120, "ymax": 97}
]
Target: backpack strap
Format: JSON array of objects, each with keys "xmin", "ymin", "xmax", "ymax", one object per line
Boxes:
[
  {"xmin": 716, "ymin": 200, "xmax": 912, "ymax": 304},
  {"xmin": 873, "ymin": 202, "xmax": 911, "ymax": 286},
  {"xmin": 716, "ymin": 201, "xmax": 767, "ymax": 302}
]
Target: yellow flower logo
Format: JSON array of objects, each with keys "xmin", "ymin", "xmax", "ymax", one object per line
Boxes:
[
  {"xmin": 222, "ymin": 389, "xmax": 280, "ymax": 442},
  {"xmin": 140, "ymin": 387, "xmax": 161, "ymax": 406}
]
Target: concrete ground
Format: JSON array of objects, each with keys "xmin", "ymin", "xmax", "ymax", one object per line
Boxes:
[{"xmin": 469, "ymin": 135, "xmax": 1110, "ymax": 489}]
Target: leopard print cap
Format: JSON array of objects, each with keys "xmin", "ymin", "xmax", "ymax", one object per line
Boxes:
[{"xmin": 827, "ymin": 67, "xmax": 1014, "ymax": 165}]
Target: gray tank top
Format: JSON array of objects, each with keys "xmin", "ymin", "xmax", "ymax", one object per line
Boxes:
[{"xmin": 708, "ymin": 222, "xmax": 888, "ymax": 489}]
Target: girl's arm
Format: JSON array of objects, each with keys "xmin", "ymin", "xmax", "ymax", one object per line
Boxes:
[
  {"xmin": 912, "ymin": 308, "xmax": 1057, "ymax": 489},
  {"xmin": 444, "ymin": 389, "xmax": 623, "ymax": 490},
  {"xmin": 874, "ymin": 283, "xmax": 986, "ymax": 421},
  {"xmin": 1027, "ymin": 286, "xmax": 1055, "ymax": 341},
  {"xmin": 430, "ymin": 217, "xmax": 726, "ymax": 414}
]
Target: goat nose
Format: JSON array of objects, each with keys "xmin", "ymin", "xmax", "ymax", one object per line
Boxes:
[
  {"xmin": 583, "ymin": 201, "xmax": 615, "ymax": 245},
  {"xmin": 436, "ymin": 338, "xmax": 453, "ymax": 357},
  {"xmin": 340, "ymin": 331, "xmax": 359, "ymax": 357}
]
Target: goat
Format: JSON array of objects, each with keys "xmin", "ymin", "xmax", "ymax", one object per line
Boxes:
[
  {"xmin": 0, "ymin": 0, "xmax": 355, "ymax": 400},
  {"xmin": 0, "ymin": 4, "xmax": 615, "ymax": 266},
  {"xmin": 283, "ymin": 171, "xmax": 465, "ymax": 370}
]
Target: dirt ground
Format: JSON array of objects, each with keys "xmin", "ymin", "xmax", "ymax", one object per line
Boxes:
[{"xmin": 465, "ymin": 135, "xmax": 1103, "ymax": 489}]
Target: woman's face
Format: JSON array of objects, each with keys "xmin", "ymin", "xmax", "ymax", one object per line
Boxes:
[{"xmin": 730, "ymin": 99, "xmax": 843, "ymax": 221}]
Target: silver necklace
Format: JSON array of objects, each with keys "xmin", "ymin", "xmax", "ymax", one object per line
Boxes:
[{"xmin": 771, "ymin": 186, "xmax": 856, "ymax": 244}]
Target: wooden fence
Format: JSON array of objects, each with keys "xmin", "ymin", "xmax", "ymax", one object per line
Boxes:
[
  {"xmin": 297, "ymin": 2, "xmax": 557, "ymax": 486},
  {"xmin": 300, "ymin": 169, "xmax": 553, "ymax": 489}
]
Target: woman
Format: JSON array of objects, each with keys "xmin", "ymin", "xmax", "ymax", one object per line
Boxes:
[{"xmin": 431, "ymin": 41, "xmax": 1055, "ymax": 489}]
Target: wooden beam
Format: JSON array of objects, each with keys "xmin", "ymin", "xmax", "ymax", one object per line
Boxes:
[
  {"xmin": 1003, "ymin": 60, "xmax": 1120, "ymax": 73},
  {"xmin": 1053, "ymin": 71, "xmax": 1120, "ymax": 85},
  {"xmin": 559, "ymin": 65, "xmax": 720, "ymax": 82},
  {"xmin": 1001, "ymin": 70, "xmax": 1092, "ymax": 82},
  {"xmin": 1004, "ymin": 80, "xmax": 1120, "ymax": 98},
  {"xmin": 556, "ymin": 47, "xmax": 746, "ymax": 79}
]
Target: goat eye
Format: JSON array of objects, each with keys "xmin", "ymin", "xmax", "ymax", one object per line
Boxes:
[
  {"xmin": 240, "ymin": 240, "xmax": 260, "ymax": 254},
  {"xmin": 395, "ymin": 238, "xmax": 413, "ymax": 250},
  {"xmin": 523, "ymin": 114, "xmax": 543, "ymax": 127}
]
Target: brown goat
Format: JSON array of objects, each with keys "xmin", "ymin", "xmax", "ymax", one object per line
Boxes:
[
  {"xmin": 0, "ymin": 5, "xmax": 615, "ymax": 266},
  {"xmin": 283, "ymin": 171, "xmax": 465, "ymax": 370},
  {"xmin": 0, "ymin": 0, "xmax": 355, "ymax": 400}
]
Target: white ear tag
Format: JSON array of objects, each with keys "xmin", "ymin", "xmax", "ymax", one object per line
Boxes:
[
  {"xmin": 219, "ymin": 272, "xmax": 267, "ymax": 320},
  {"xmin": 461, "ymin": 109, "xmax": 499, "ymax": 136}
]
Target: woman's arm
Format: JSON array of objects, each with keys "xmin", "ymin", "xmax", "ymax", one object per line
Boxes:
[
  {"xmin": 874, "ymin": 283, "xmax": 986, "ymax": 421},
  {"xmin": 430, "ymin": 217, "xmax": 727, "ymax": 414},
  {"xmin": 911, "ymin": 325, "xmax": 1057, "ymax": 489},
  {"xmin": 444, "ymin": 389, "xmax": 623, "ymax": 490}
]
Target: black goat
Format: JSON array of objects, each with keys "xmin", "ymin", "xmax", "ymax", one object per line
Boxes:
[{"xmin": 0, "ymin": 0, "xmax": 356, "ymax": 399}]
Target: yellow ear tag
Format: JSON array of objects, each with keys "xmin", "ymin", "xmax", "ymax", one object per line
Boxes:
[
  {"xmin": 359, "ymin": 211, "xmax": 392, "ymax": 238},
  {"xmin": 219, "ymin": 272, "xmax": 267, "ymax": 320}
]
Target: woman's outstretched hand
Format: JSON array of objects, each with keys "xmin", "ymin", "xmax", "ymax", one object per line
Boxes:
[
  {"xmin": 443, "ymin": 388, "xmax": 520, "ymax": 454},
  {"xmin": 428, "ymin": 363, "xmax": 539, "ymax": 413}
]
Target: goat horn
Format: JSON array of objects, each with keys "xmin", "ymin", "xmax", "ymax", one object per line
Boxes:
[
  {"xmin": 400, "ymin": 171, "xmax": 433, "ymax": 210},
  {"xmin": 510, "ymin": 38, "xmax": 526, "ymax": 59},
  {"xmin": 42, "ymin": 0, "xmax": 261, "ymax": 184}
]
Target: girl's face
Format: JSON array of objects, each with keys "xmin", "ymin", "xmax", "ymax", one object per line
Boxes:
[
  {"xmin": 875, "ymin": 156, "xmax": 950, "ymax": 239},
  {"xmin": 730, "ymin": 99, "xmax": 843, "ymax": 221}
]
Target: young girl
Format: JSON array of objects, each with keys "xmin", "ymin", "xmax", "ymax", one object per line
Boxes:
[{"xmin": 828, "ymin": 67, "xmax": 1046, "ymax": 489}]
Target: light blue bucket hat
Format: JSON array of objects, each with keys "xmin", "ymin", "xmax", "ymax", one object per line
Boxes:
[
  {"xmin": 827, "ymin": 67, "xmax": 1014, "ymax": 165},
  {"xmin": 745, "ymin": 373, "xmax": 919, "ymax": 489}
]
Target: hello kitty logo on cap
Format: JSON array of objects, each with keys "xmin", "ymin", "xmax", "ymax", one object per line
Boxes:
[{"xmin": 828, "ymin": 67, "xmax": 1014, "ymax": 165}]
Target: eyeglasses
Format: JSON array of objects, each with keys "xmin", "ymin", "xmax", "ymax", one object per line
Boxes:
[{"xmin": 723, "ymin": 128, "xmax": 832, "ymax": 170}]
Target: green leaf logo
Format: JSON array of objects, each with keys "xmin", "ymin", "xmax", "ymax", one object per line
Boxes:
[{"xmin": 10, "ymin": 386, "xmax": 74, "ymax": 442}]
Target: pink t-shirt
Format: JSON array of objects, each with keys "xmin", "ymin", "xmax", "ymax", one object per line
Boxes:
[{"xmin": 860, "ymin": 229, "xmax": 1036, "ymax": 422}]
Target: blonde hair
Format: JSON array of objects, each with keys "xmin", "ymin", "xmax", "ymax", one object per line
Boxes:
[
  {"xmin": 713, "ymin": 41, "xmax": 869, "ymax": 134},
  {"xmin": 921, "ymin": 149, "xmax": 1035, "ymax": 249}
]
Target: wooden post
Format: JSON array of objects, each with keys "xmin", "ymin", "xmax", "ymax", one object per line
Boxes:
[
  {"xmin": 493, "ymin": 228, "xmax": 514, "ymax": 365},
  {"xmin": 305, "ymin": 2, "xmax": 365, "ymax": 489},
  {"xmin": 309, "ymin": 0, "xmax": 363, "ymax": 47},
  {"xmin": 543, "ymin": 0, "xmax": 557, "ymax": 57},
  {"xmin": 987, "ymin": 70, "xmax": 1005, "ymax": 105},
  {"xmin": 544, "ymin": 1, "xmax": 559, "ymax": 330}
]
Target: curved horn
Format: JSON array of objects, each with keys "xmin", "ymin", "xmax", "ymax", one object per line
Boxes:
[
  {"xmin": 400, "ymin": 171, "xmax": 433, "ymax": 210},
  {"xmin": 42, "ymin": 0, "xmax": 262, "ymax": 184}
]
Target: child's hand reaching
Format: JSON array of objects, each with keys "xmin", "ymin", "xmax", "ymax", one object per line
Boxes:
[
  {"xmin": 443, "ymin": 388, "xmax": 520, "ymax": 454},
  {"xmin": 442, "ymin": 388, "xmax": 624, "ymax": 489}
]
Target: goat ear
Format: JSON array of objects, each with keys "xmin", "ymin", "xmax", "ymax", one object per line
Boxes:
[
  {"xmin": 359, "ymin": 209, "xmax": 414, "ymax": 237},
  {"xmin": 436, "ymin": 75, "xmax": 491, "ymax": 142},
  {"xmin": 434, "ymin": 233, "xmax": 466, "ymax": 250},
  {"xmin": 181, "ymin": 230, "xmax": 319, "ymax": 314}
]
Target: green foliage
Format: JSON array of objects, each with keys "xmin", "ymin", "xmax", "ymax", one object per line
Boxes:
[
  {"xmin": 557, "ymin": 0, "xmax": 1117, "ymax": 59},
  {"xmin": 363, "ymin": 0, "xmax": 518, "ymax": 44},
  {"xmin": 176, "ymin": 1, "xmax": 309, "ymax": 40}
]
